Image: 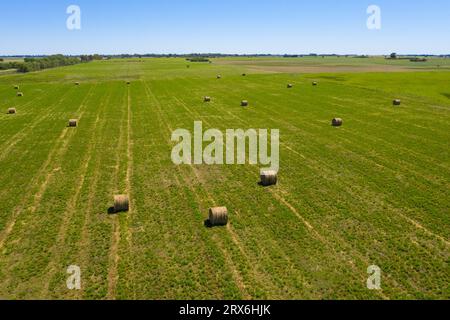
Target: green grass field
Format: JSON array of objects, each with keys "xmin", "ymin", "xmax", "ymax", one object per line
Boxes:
[{"xmin": 0, "ymin": 57, "xmax": 448, "ymax": 300}]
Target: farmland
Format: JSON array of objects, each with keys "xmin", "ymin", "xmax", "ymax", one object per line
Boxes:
[{"xmin": 0, "ymin": 57, "xmax": 449, "ymax": 300}]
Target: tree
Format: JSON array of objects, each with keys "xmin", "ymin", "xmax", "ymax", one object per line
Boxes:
[{"xmin": 390, "ymin": 53, "xmax": 397, "ymax": 59}]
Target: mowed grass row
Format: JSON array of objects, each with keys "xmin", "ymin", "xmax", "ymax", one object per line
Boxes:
[{"xmin": 0, "ymin": 58, "xmax": 448, "ymax": 299}]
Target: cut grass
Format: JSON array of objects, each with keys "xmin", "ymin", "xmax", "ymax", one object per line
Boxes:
[{"xmin": 0, "ymin": 58, "xmax": 448, "ymax": 299}]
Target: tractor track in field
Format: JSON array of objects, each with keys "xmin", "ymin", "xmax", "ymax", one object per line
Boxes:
[
  {"xmin": 74, "ymin": 85, "xmax": 116, "ymax": 299},
  {"xmin": 116, "ymin": 85, "xmax": 136, "ymax": 299},
  {"xmin": 107, "ymin": 85, "xmax": 134, "ymax": 300},
  {"xmin": 0, "ymin": 85, "xmax": 95, "ymax": 253},
  {"xmin": 141, "ymin": 80, "xmax": 253, "ymax": 299},
  {"xmin": 107, "ymin": 219, "xmax": 121, "ymax": 299},
  {"xmin": 103, "ymin": 85, "xmax": 125, "ymax": 299}
]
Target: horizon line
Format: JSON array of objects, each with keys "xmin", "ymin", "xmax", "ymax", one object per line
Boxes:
[{"xmin": 2, "ymin": 53, "xmax": 450, "ymax": 57}]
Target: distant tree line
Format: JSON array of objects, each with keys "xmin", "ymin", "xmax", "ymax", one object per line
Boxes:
[
  {"xmin": 109, "ymin": 53, "xmax": 279, "ymax": 59},
  {"xmin": 80, "ymin": 54, "xmax": 103, "ymax": 62},
  {"xmin": 186, "ymin": 57, "xmax": 210, "ymax": 62},
  {"xmin": 0, "ymin": 61, "xmax": 22, "ymax": 71},
  {"xmin": 0, "ymin": 54, "xmax": 103, "ymax": 73},
  {"xmin": 93, "ymin": 53, "xmax": 450, "ymax": 59},
  {"xmin": 385, "ymin": 53, "xmax": 428, "ymax": 62}
]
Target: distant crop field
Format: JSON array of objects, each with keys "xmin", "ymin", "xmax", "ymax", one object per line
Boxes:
[
  {"xmin": 0, "ymin": 58, "xmax": 448, "ymax": 299},
  {"xmin": 215, "ymin": 56, "xmax": 450, "ymax": 73}
]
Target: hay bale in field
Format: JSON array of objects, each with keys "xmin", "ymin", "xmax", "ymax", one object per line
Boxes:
[
  {"xmin": 75, "ymin": 82, "xmax": 80, "ymax": 86},
  {"xmin": 126, "ymin": 81, "xmax": 131, "ymax": 85},
  {"xmin": 14, "ymin": 85, "xmax": 19, "ymax": 90},
  {"xmin": 208, "ymin": 207, "xmax": 228, "ymax": 226},
  {"xmin": 332, "ymin": 118, "xmax": 343, "ymax": 127},
  {"xmin": 287, "ymin": 84, "xmax": 293, "ymax": 88},
  {"xmin": 242, "ymin": 73, "xmax": 247, "ymax": 76},
  {"xmin": 312, "ymin": 81, "xmax": 318, "ymax": 86},
  {"xmin": 260, "ymin": 170, "xmax": 278, "ymax": 186},
  {"xmin": 241, "ymin": 100, "xmax": 249, "ymax": 107},
  {"xmin": 393, "ymin": 99, "xmax": 401, "ymax": 106},
  {"xmin": 217, "ymin": 75, "xmax": 222, "ymax": 79},
  {"xmin": 8, "ymin": 108, "xmax": 16, "ymax": 114},
  {"xmin": 68, "ymin": 119, "xmax": 78, "ymax": 127},
  {"xmin": 114, "ymin": 195, "xmax": 129, "ymax": 213},
  {"xmin": 17, "ymin": 92, "xmax": 23, "ymax": 97},
  {"xmin": 204, "ymin": 96, "xmax": 211, "ymax": 102}
]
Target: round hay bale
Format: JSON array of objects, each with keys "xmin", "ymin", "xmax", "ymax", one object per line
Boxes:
[
  {"xmin": 8, "ymin": 108, "xmax": 16, "ymax": 114},
  {"xmin": 241, "ymin": 100, "xmax": 249, "ymax": 107},
  {"xmin": 204, "ymin": 96, "xmax": 211, "ymax": 102},
  {"xmin": 393, "ymin": 99, "xmax": 401, "ymax": 106},
  {"xmin": 126, "ymin": 81, "xmax": 131, "ymax": 85},
  {"xmin": 17, "ymin": 92, "xmax": 23, "ymax": 97},
  {"xmin": 312, "ymin": 81, "xmax": 318, "ymax": 86},
  {"xmin": 217, "ymin": 75, "xmax": 222, "ymax": 79},
  {"xmin": 260, "ymin": 170, "xmax": 278, "ymax": 186},
  {"xmin": 75, "ymin": 82, "xmax": 80, "ymax": 86},
  {"xmin": 332, "ymin": 118, "xmax": 343, "ymax": 127},
  {"xmin": 14, "ymin": 85, "xmax": 19, "ymax": 90},
  {"xmin": 208, "ymin": 207, "xmax": 228, "ymax": 226},
  {"xmin": 242, "ymin": 73, "xmax": 247, "ymax": 76},
  {"xmin": 287, "ymin": 84, "xmax": 293, "ymax": 88},
  {"xmin": 68, "ymin": 119, "xmax": 78, "ymax": 127},
  {"xmin": 114, "ymin": 195, "xmax": 129, "ymax": 213}
]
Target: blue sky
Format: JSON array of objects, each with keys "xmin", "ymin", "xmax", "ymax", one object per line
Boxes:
[{"xmin": 1, "ymin": 0, "xmax": 449, "ymax": 55}]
